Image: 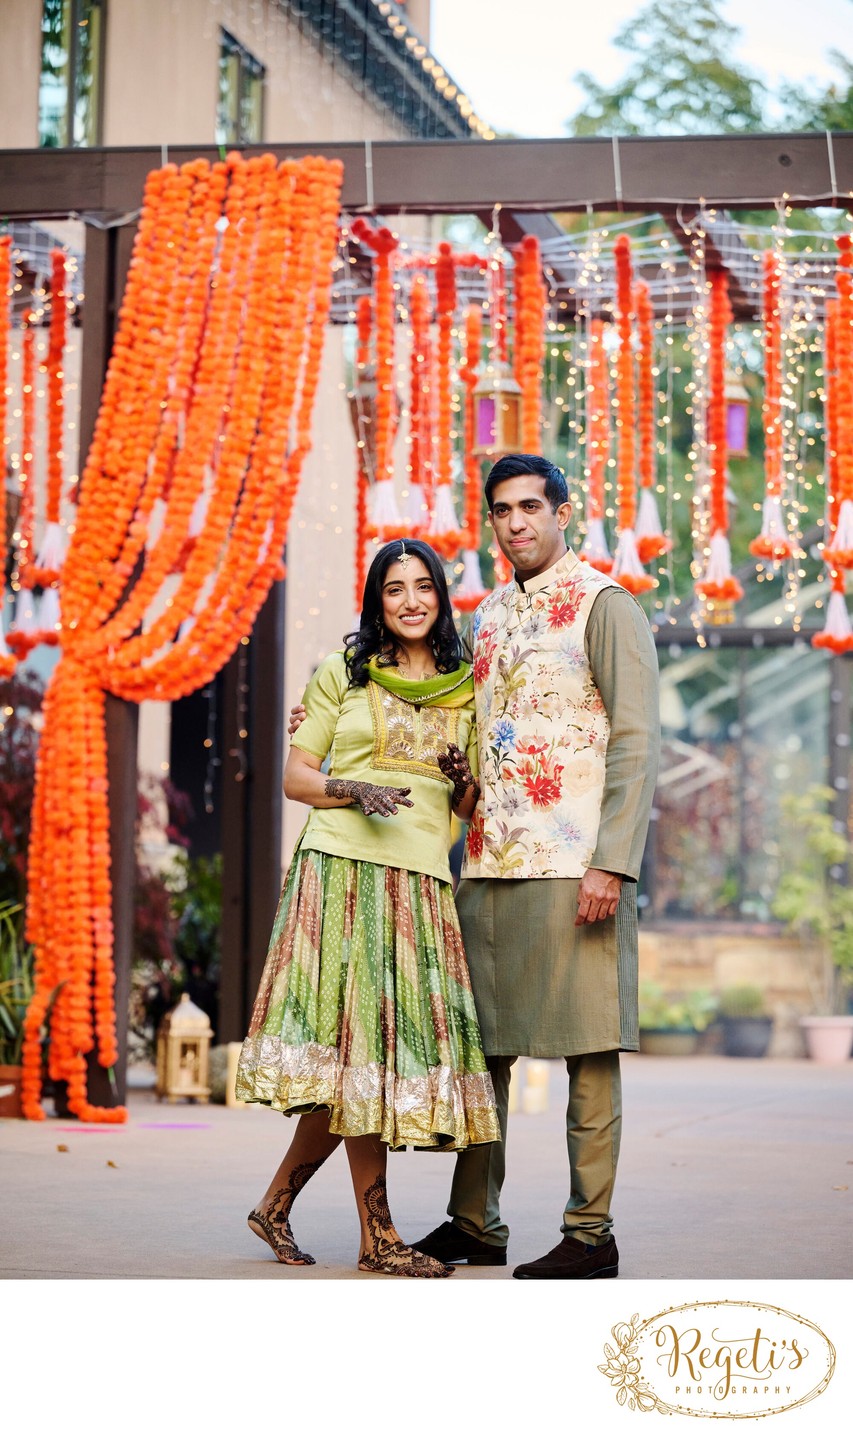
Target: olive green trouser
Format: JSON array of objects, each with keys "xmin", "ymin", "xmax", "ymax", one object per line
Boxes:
[{"xmin": 448, "ymin": 1051, "xmax": 622, "ymax": 1248}]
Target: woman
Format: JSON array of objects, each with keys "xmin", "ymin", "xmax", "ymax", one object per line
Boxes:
[{"xmin": 236, "ymin": 538, "xmax": 499, "ymax": 1278}]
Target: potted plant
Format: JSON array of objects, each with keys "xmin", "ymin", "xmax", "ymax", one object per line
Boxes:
[
  {"xmin": 772, "ymin": 786, "xmax": 853, "ymax": 1064},
  {"xmin": 717, "ymin": 984, "xmax": 774, "ymax": 1058},
  {"xmin": 638, "ymin": 981, "xmax": 717, "ymax": 1055},
  {"xmin": 0, "ymin": 901, "xmax": 35, "ymax": 1118}
]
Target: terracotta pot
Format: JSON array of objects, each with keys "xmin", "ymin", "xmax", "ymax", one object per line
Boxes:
[
  {"xmin": 799, "ymin": 1016, "xmax": 853, "ymax": 1064},
  {"xmin": 0, "ymin": 1065, "xmax": 23, "ymax": 1119},
  {"xmin": 638, "ymin": 1028, "xmax": 700, "ymax": 1056}
]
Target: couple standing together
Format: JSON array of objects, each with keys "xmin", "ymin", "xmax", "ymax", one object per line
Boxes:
[{"xmin": 236, "ymin": 452, "xmax": 660, "ymax": 1279}]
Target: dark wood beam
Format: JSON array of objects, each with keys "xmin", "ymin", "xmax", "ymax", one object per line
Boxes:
[{"xmin": 1, "ymin": 133, "xmax": 850, "ymax": 219}]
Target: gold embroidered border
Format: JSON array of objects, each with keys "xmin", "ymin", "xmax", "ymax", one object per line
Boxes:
[{"xmin": 366, "ymin": 681, "xmax": 460, "ymax": 782}]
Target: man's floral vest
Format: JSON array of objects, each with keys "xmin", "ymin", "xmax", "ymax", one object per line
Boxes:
[{"xmin": 462, "ymin": 549, "xmax": 622, "ymax": 879}]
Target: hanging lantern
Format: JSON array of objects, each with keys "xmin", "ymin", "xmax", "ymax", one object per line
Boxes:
[
  {"xmin": 472, "ymin": 362, "xmax": 523, "ymax": 458},
  {"xmin": 724, "ymin": 369, "xmax": 750, "ymax": 459},
  {"xmin": 155, "ymin": 993, "xmax": 213, "ymax": 1103}
]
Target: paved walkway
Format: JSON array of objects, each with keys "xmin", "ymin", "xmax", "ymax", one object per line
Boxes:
[{"xmin": 2, "ymin": 1055, "xmax": 851, "ymax": 1281}]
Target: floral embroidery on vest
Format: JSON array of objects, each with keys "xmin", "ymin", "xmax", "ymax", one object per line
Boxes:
[{"xmin": 463, "ymin": 552, "xmax": 622, "ymax": 879}]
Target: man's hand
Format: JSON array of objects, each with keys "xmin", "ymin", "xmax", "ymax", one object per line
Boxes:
[
  {"xmin": 288, "ymin": 704, "xmax": 307, "ymax": 737},
  {"xmin": 575, "ymin": 868, "xmax": 623, "ymax": 926},
  {"xmin": 325, "ymin": 778, "xmax": 413, "ymax": 817}
]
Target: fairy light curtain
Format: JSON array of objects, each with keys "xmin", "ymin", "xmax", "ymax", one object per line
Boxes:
[
  {"xmin": 17, "ymin": 151, "xmax": 343, "ymax": 1122},
  {"xmin": 338, "ymin": 213, "xmax": 850, "ymax": 636}
]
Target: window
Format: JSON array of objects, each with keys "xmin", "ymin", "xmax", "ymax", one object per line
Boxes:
[
  {"xmin": 39, "ymin": 0, "xmax": 105, "ymax": 148},
  {"xmin": 216, "ymin": 30, "xmax": 265, "ymax": 146}
]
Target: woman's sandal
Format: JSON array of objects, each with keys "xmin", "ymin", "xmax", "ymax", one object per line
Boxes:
[
  {"xmin": 247, "ymin": 1207, "xmax": 315, "ymax": 1265},
  {"xmin": 358, "ymin": 1241, "xmax": 453, "ymax": 1278}
]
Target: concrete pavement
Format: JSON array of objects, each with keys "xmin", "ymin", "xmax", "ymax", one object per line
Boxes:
[{"xmin": 1, "ymin": 1055, "xmax": 851, "ymax": 1280}]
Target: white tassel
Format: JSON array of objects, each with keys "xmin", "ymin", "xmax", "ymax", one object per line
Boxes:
[
  {"xmin": 454, "ymin": 549, "xmax": 488, "ymax": 603},
  {"xmin": 37, "ymin": 587, "xmax": 61, "ymax": 634},
  {"xmin": 636, "ymin": 487, "xmax": 664, "ymax": 543},
  {"xmin": 369, "ymin": 478, "xmax": 403, "ymax": 531},
  {"xmin": 703, "ymin": 531, "xmax": 735, "ymax": 586},
  {"xmin": 402, "ymin": 483, "xmax": 429, "ymax": 531},
  {"xmin": 759, "ymin": 494, "xmax": 788, "ymax": 544},
  {"xmin": 35, "ymin": 520, "xmax": 66, "ymax": 573},
  {"xmin": 13, "ymin": 589, "xmax": 37, "ymax": 634},
  {"xmin": 824, "ymin": 588, "xmax": 853, "ymax": 643},
  {"xmin": 580, "ymin": 517, "xmax": 612, "ymax": 567},
  {"xmin": 832, "ymin": 497, "xmax": 853, "ymax": 551},
  {"xmin": 431, "ymin": 484, "xmax": 461, "ymax": 534},
  {"xmin": 612, "ymin": 527, "xmax": 646, "ymax": 581}
]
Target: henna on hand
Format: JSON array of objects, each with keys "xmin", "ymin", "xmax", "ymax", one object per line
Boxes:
[
  {"xmin": 437, "ymin": 743, "xmax": 480, "ymax": 808},
  {"xmin": 325, "ymin": 777, "xmax": 413, "ymax": 817}
]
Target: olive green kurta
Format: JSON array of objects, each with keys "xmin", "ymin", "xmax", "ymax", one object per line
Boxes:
[{"xmin": 457, "ymin": 585, "xmax": 660, "ymax": 1058}]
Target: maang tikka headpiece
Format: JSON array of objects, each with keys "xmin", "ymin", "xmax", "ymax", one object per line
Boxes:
[{"xmin": 398, "ymin": 540, "xmax": 411, "ymax": 569}]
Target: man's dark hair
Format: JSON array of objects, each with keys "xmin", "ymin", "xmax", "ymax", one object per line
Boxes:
[{"xmin": 485, "ymin": 453, "xmax": 569, "ymax": 513}]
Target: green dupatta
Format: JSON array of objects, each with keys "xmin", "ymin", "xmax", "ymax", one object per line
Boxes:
[{"xmin": 365, "ymin": 660, "xmax": 473, "ymax": 708}]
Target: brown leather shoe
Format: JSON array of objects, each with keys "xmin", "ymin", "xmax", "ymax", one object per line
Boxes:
[{"xmin": 513, "ymin": 1233, "xmax": 618, "ymax": 1279}]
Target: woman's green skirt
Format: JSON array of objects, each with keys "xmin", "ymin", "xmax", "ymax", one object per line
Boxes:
[{"xmin": 235, "ymin": 846, "xmax": 500, "ymax": 1150}]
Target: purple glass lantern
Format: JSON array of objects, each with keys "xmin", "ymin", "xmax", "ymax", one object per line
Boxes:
[
  {"xmin": 724, "ymin": 370, "xmax": 750, "ymax": 459},
  {"xmin": 472, "ymin": 362, "xmax": 522, "ymax": 457}
]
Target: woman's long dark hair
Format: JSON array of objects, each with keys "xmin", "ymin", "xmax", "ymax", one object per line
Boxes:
[{"xmin": 344, "ymin": 538, "xmax": 464, "ymax": 688}]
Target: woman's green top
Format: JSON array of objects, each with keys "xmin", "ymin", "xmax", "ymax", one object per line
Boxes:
[{"xmin": 290, "ymin": 651, "xmax": 477, "ymax": 884}]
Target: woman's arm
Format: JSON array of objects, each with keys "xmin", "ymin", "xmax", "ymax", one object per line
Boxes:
[{"xmin": 284, "ymin": 746, "xmax": 414, "ymax": 817}]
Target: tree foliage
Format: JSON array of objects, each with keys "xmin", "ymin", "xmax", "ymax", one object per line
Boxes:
[{"xmin": 567, "ymin": 0, "xmax": 852, "ymax": 137}]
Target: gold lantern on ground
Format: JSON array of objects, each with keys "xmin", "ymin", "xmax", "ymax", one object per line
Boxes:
[
  {"xmin": 472, "ymin": 361, "xmax": 523, "ymax": 458},
  {"xmin": 155, "ymin": 993, "xmax": 213, "ymax": 1103},
  {"xmin": 724, "ymin": 369, "xmax": 750, "ymax": 459}
]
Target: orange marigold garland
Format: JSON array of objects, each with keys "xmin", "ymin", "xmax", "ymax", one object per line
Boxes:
[
  {"xmin": 353, "ymin": 295, "xmax": 372, "ymax": 611},
  {"xmin": 515, "ymin": 235, "xmax": 545, "ymax": 452},
  {"xmin": 428, "ymin": 242, "xmax": 463, "ymax": 559},
  {"xmin": 352, "ymin": 219, "xmax": 403, "ymax": 542},
  {"xmin": 610, "ymin": 237, "xmax": 655, "ymax": 595},
  {"xmin": 814, "ymin": 237, "xmax": 853, "ymax": 653},
  {"xmin": 0, "ymin": 235, "xmax": 14, "ymax": 677},
  {"xmin": 454, "ymin": 303, "xmax": 489, "ymax": 611},
  {"xmin": 694, "ymin": 268, "xmax": 743, "ymax": 614},
  {"xmin": 404, "ymin": 273, "xmax": 431, "ymax": 535},
  {"xmin": 750, "ymin": 250, "xmax": 792, "ymax": 562},
  {"xmin": 580, "ymin": 317, "xmax": 613, "ymax": 573},
  {"xmin": 8, "ymin": 310, "xmax": 39, "ymax": 653},
  {"xmin": 634, "ymin": 280, "xmax": 670, "ymax": 563},
  {"xmin": 22, "ymin": 153, "xmax": 343, "ymax": 1122}
]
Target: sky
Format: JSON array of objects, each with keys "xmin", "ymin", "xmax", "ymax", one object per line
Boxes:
[{"xmin": 428, "ymin": 0, "xmax": 851, "ymax": 137}]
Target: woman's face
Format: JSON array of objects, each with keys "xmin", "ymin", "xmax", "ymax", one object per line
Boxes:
[{"xmin": 380, "ymin": 557, "xmax": 441, "ymax": 647}]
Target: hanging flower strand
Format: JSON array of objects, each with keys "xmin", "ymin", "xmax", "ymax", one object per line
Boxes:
[
  {"xmin": 455, "ymin": 303, "xmax": 489, "ymax": 611},
  {"xmin": 611, "ymin": 236, "xmax": 655, "ymax": 595},
  {"xmin": 353, "ymin": 295, "xmax": 372, "ymax": 611},
  {"xmin": 750, "ymin": 250, "xmax": 792, "ymax": 561},
  {"xmin": 428, "ymin": 241, "xmax": 463, "ymax": 559},
  {"xmin": 352, "ymin": 219, "xmax": 403, "ymax": 542},
  {"xmin": 634, "ymin": 280, "xmax": 670, "ymax": 563},
  {"xmin": 814, "ymin": 237, "xmax": 853, "ymax": 653},
  {"xmin": 8, "ymin": 310, "xmax": 39, "ymax": 655},
  {"xmin": 580, "ymin": 317, "xmax": 613, "ymax": 573},
  {"xmin": 0, "ymin": 235, "xmax": 14, "ymax": 677},
  {"xmin": 694, "ymin": 269, "xmax": 743, "ymax": 616}
]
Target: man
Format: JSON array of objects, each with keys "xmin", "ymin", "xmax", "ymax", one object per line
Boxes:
[{"xmin": 414, "ymin": 453, "xmax": 660, "ymax": 1279}]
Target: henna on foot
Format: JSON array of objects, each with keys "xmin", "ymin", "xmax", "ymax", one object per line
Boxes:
[
  {"xmin": 357, "ymin": 1176, "xmax": 453, "ymax": 1278},
  {"xmin": 248, "ymin": 1160, "xmax": 324, "ymax": 1266}
]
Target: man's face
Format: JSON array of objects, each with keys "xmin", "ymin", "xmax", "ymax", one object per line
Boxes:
[{"xmin": 488, "ymin": 474, "xmax": 571, "ymax": 579}]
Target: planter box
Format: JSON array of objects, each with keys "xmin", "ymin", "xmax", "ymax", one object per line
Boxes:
[
  {"xmin": 799, "ymin": 1016, "xmax": 853, "ymax": 1064},
  {"xmin": 720, "ymin": 1016, "xmax": 774, "ymax": 1058},
  {"xmin": 0, "ymin": 1065, "xmax": 23, "ymax": 1119},
  {"xmin": 638, "ymin": 1029, "xmax": 700, "ymax": 1056}
]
